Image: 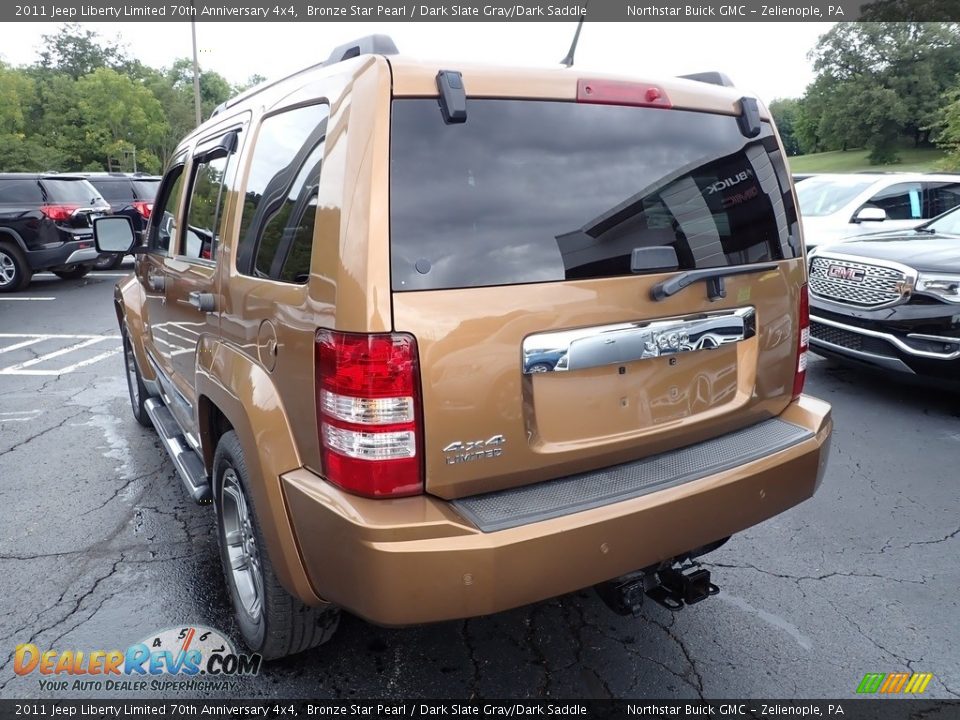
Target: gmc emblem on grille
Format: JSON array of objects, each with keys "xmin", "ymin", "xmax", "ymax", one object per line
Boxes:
[{"xmin": 826, "ymin": 264, "xmax": 865, "ymax": 282}]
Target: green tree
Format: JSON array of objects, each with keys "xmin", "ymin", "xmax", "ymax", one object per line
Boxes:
[
  {"xmin": 75, "ymin": 68, "xmax": 168, "ymax": 172},
  {"xmin": 37, "ymin": 23, "xmax": 128, "ymax": 79},
  {"xmin": 166, "ymin": 58, "xmax": 234, "ymax": 121},
  {"xmin": 769, "ymin": 98, "xmax": 802, "ymax": 155},
  {"xmin": 803, "ymin": 22, "xmax": 960, "ymax": 164},
  {"xmin": 935, "ymin": 85, "xmax": 960, "ymax": 170}
]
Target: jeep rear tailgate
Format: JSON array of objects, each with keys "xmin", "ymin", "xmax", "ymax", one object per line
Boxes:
[{"xmin": 388, "ymin": 97, "xmax": 806, "ymax": 500}]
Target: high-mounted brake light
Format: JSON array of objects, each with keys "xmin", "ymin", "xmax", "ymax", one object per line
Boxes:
[
  {"xmin": 131, "ymin": 201, "xmax": 153, "ymax": 219},
  {"xmin": 793, "ymin": 284, "xmax": 810, "ymax": 400},
  {"xmin": 315, "ymin": 330, "xmax": 423, "ymax": 498},
  {"xmin": 577, "ymin": 79, "xmax": 672, "ymax": 109},
  {"xmin": 40, "ymin": 204, "xmax": 80, "ymax": 222}
]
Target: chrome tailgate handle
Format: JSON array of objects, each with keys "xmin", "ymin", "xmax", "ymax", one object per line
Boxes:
[{"xmin": 522, "ymin": 307, "xmax": 755, "ymax": 374}]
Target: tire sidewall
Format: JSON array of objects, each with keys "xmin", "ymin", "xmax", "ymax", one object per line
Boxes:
[
  {"xmin": 0, "ymin": 243, "xmax": 30, "ymax": 292},
  {"xmin": 213, "ymin": 433, "xmax": 268, "ymax": 652},
  {"xmin": 122, "ymin": 330, "xmax": 149, "ymax": 425}
]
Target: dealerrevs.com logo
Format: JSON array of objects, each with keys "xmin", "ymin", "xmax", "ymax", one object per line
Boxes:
[{"xmin": 13, "ymin": 626, "xmax": 261, "ymax": 692}]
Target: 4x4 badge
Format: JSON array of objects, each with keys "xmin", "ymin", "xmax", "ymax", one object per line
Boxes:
[{"xmin": 443, "ymin": 435, "xmax": 506, "ymax": 465}]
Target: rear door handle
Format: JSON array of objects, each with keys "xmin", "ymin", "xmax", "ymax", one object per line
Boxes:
[
  {"xmin": 148, "ymin": 274, "xmax": 165, "ymax": 292},
  {"xmin": 186, "ymin": 291, "xmax": 216, "ymax": 313}
]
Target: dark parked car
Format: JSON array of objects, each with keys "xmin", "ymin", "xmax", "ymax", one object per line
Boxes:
[
  {"xmin": 83, "ymin": 173, "xmax": 160, "ymax": 270},
  {"xmin": 0, "ymin": 173, "xmax": 110, "ymax": 292},
  {"xmin": 808, "ymin": 205, "xmax": 960, "ymax": 386}
]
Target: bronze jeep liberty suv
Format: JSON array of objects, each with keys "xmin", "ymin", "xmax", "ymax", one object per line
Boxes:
[{"xmin": 95, "ymin": 35, "xmax": 832, "ymax": 659}]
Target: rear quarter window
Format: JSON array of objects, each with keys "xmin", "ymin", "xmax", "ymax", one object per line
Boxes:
[
  {"xmin": 41, "ymin": 179, "xmax": 104, "ymax": 205},
  {"xmin": 88, "ymin": 179, "xmax": 136, "ymax": 203},
  {"xmin": 390, "ymin": 99, "xmax": 799, "ymax": 292},
  {"xmin": 0, "ymin": 179, "xmax": 44, "ymax": 204}
]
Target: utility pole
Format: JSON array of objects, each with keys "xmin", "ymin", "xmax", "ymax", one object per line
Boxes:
[{"xmin": 190, "ymin": 2, "xmax": 202, "ymax": 127}]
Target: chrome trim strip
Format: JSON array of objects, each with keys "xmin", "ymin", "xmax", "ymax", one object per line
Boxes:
[
  {"xmin": 63, "ymin": 248, "xmax": 99, "ymax": 264},
  {"xmin": 810, "ymin": 315, "xmax": 960, "ymax": 361},
  {"xmin": 809, "ymin": 334, "xmax": 916, "ymax": 374},
  {"xmin": 522, "ymin": 307, "xmax": 755, "ymax": 374}
]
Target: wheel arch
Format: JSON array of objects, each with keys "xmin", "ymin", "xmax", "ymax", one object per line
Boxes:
[
  {"xmin": 196, "ymin": 340, "xmax": 323, "ymax": 606},
  {"xmin": 0, "ymin": 228, "xmax": 28, "ymax": 253}
]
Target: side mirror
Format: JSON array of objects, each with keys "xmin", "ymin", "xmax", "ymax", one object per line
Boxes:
[
  {"xmin": 854, "ymin": 207, "xmax": 887, "ymax": 223},
  {"xmin": 94, "ymin": 215, "xmax": 137, "ymax": 254}
]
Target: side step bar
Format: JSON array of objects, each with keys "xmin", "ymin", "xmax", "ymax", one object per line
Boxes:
[{"xmin": 144, "ymin": 398, "xmax": 212, "ymax": 504}]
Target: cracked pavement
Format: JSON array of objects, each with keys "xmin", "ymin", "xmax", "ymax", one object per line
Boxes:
[{"xmin": 1, "ymin": 269, "xmax": 958, "ymax": 700}]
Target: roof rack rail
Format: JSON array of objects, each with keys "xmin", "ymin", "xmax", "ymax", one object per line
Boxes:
[
  {"xmin": 323, "ymin": 34, "xmax": 398, "ymax": 66},
  {"xmin": 678, "ymin": 71, "xmax": 734, "ymax": 88},
  {"xmin": 211, "ymin": 34, "xmax": 398, "ymax": 119}
]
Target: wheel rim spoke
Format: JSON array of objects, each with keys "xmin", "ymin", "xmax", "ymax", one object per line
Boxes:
[{"xmin": 220, "ymin": 468, "xmax": 263, "ymax": 621}]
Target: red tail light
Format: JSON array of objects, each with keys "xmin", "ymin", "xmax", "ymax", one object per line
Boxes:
[
  {"xmin": 40, "ymin": 204, "xmax": 80, "ymax": 222},
  {"xmin": 131, "ymin": 201, "xmax": 153, "ymax": 219},
  {"xmin": 315, "ymin": 330, "xmax": 423, "ymax": 498},
  {"xmin": 577, "ymin": 79, "xmax": 672, "ymax": 109},
  {"xmin": 793, "ymin": 284, "xmax": 810, "ymax": 400}
]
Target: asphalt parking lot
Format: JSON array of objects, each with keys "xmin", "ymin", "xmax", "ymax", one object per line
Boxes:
[{"xmin": 0, "ymin": 268, "xmax": 958, "ymax": 701}]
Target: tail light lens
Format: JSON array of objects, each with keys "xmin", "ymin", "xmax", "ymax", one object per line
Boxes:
[
  {"xmin": 131, "ymin": 201, "xmax": 153, "ymax": 219},
  {"xmin": 315, "ymin": 330, "xmax": 423, "ymax": 498},
  {"xmin": 793, "ymin": 283, "xmax": 810, "ymax": 400},
  {"xmin": 40, "ymin": 204, "xmax": 79, "ymax": 222}
]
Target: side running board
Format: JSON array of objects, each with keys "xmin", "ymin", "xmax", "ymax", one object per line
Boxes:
[{"xmin": 144, "ymin": 398, "xmax": 212, "ymax": 504}]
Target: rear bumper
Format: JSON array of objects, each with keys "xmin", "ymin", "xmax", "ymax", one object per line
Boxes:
[
  {"xmin": 809, "ymin": 306, "xmax": 960, "ymax": 382},
  {"xmin": 281, "ymin": 395, "xmax": 832, "ymax": 625},
  {"xmin": 25, "ymin": 237, "xmax": 98, "ymax": 270}
]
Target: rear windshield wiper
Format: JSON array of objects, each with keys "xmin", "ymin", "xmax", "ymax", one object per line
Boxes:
[
  {"xmin": 914, "ymin": 226, "xmax": 936, "ymax": 234},
  {"xmin": 650, "ymin": 263, "xmax": 779, "ymax": 302}
]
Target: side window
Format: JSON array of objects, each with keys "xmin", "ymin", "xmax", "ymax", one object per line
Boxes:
[
  {"xmin": 0, "ymin": 179, "xmax": 43, "ymax": 204},
  {"xmin": 863, "ymin": 182, "xmax": 922, "ymax": 221},
  {"xmin": 924, "ymin": 182, "xmax": 960, "ymax": 218},
  {"xmin": 148, "ymin": 164, "xmax": 186, "ymax": 254},
  {"xmin": 184, "ymin": 150, "xmax": 232, "ymax": 262},
  {"xmin": 236, "ymin": 103, "xmax": 328, "ymax": 283}
]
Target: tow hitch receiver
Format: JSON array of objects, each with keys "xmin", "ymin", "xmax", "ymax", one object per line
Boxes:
[
  {"xmin": 647, "ymin": 564, "xmax": 719, "ymax": 610},
  {"xmin": 595, "ymin": 563, "xmax": 720, "ymax": 616}
]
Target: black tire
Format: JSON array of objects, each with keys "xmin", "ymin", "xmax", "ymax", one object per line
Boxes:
[
  {"xmin": 0, "ymin": 241, "xmax": 32, "ymax": 293},
  {"xmin": 93, "ymin": 253, "xmax": 124, "ymax": 271},
  {"xmin": 527, "ymin": 362, "xmax": 554, "ymax": 373},
  {"xmin": 122, "ymin": 330, "xmax": 151, "ymax": 428},
  {"xmin": 213, "ymin": 431, "xmax": 339, "ymax": 659},
  {"xmin": 53, "ymin": 264, "xmax": 91, "ymax": 280}
]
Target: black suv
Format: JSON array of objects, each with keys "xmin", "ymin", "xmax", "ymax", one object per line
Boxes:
[
  {"xmin": 0, "ymin": 174, "xmax": 110, "ymax": 292},
  {"xmin": 82, "ymin": 173, "xmax": 160, "ymax": 270},
  {"xmin": 809, "ymin": 204, "xmax": 960, "ymax": 387}
]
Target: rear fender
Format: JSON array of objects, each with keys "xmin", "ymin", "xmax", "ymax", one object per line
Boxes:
[{"xmin": 195, "ymin": 340, "xmax": 323, "ymax": 606}]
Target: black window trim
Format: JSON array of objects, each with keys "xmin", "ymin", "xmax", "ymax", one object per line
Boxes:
[
  {"xmin": 146, "ymin": 154, "xmax": 188, "ymax": 256},
  {"xmin": 174, "ymin": 126, "xmax": 244, "ymax": 267},
  {"xmin": 235, "ymin": 100, "xmax": 329, "ymax": 284}
]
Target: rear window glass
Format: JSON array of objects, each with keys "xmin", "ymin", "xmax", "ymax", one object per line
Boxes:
[
  {"xmin": 0, "ymin": 179, "xmax": 43, "ymax": 204},
  {"xmin": 132, "ymin": 180, "xmax": 160, "ymax": 201},
  {"xmin": 390, "ymin": 99, "xmax": 798, "ymax": 292},
  {"xmin": 88, "ymin": 179, "xmax": 135, "ymax": 202},
  {"xmin": 41, "ymin": 179, "xmax": 103, "ymax": 205}
]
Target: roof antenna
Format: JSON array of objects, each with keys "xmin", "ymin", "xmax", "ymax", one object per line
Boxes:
[{"xmin": 560, "ymin": 2, "xmax": 588, "ymax": 68}]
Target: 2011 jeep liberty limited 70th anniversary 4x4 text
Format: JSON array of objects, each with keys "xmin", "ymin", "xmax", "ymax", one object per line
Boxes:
[{"xmin": 95, "ymin": 35, "xmax": 832, "ymax": 659}]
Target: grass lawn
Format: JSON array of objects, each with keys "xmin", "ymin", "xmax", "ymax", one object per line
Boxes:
[{"xmin": 788, "ymin": 147, "xmax": 946, "ymax": 173}]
